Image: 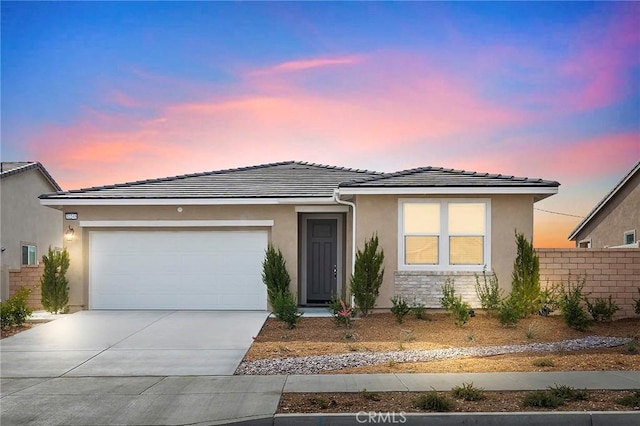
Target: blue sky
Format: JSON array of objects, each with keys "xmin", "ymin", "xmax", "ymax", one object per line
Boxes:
[{"xmin": 1, "ymin": 1, "xmax": 639, "ymax": 246}]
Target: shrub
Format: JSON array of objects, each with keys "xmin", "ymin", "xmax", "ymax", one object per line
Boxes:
[
  {"xmin": 633, "ymin": 288, "xmax": 640, "ymax": 316},
  {"xmin": 0, "ymin": 302, "xmax": 13, "ymax": 329},
  {"xmin": 532, "ymin": 358, "xmax": 555, "ymax": 367},
  {"xmin": 440, "ymin": 279, "xmax": 472, "ymax": 326},
  {"xmin": 41, "ymin": 247, "xmax": 70, "ymax": 314},
  {"xmin": 10, "ymin": 287, "xmax": 32, "ymax": 325},
  {"xmin": 538, "ymin": 285, "xmax": 559, "ymax": 316},
  {"xmin": 328, "ymin": 298, "xmax": 354, "ymax": 327},
  {"xmin": 0, "ymin": 287, "xmax": 33, "ymax": 329},
  {"xmin": 548, "ymin": 384, "xmax": 588, "ymax": 401},
  {"xmin": 350, "ymin": 234, "xmax": 385, "ymax": 316},
  {"xmin": 262, "ymin": 245, "xmax": 291, "ymax": 309},
  {"xmin": 451, "ymin": 382, "xmax": 485, "ymax": 401},
  {"xmin": 474, "ymin": 268, "xmax": 502, "ymax": 317},
  {"xmin": 413, "ymin": 391, "xmax": 455, "ymax": 412},
  {"xmin": 271, "ymin": 291, "xmax": 302, "ymax": 329},
  {"xmin": 586, "ymin": 295, "xmax": 619, "ymax": 322},
  {"xmin": 558, "ymin": 275, "xmax": 591, "ymax": 331},
  {"xmin": 525, "ymin": 323, "xmax": 536, "ymax": 339},
  {"xmin": 390, "ymin": 295, "xmax": 411, "ymax": 324},
  {"xmin": 440, "ymin": 278, "xmax": 457, "ymax": 311},
  {"xmin": 615, "ymin": 391, "xmax": 640, "ymax": 407},
  {"xmin": 623, "ymin": 338, "xmax": 638, "ymax": 355},
  {"xmin": 511, "ymin": 232, "xmax": 541, "ymax": 317},
  {"xmin": 310, "ymin": 397, "xmax": 331, "ymax": 409},
  {"xmin": 522, "ymin": 390, "xmax": 564, "ymax": 408},
  {"xmin": 452, "ymin": 300, "xmax": 472, "ymax": 327},
  {"xmin": 497, "ymin": 295, "xmax": 522, "ymax": 327},
  {"xmin": 360, "ymin": 388, "xmax": 381, "ymax": 401},
  {"xmin": 411, "ymin": 302, "xmax": 427, "ymax": 320}
]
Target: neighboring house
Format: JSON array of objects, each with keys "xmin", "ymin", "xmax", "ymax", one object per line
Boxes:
[
  {"xmin": 569, "ymin": 161, "xmax": 640, "ymax": 248},
  {"xmin": 39, "ymin": 161, "xmax": 558, "ymax": 312},
  {"xmin": 1, "ymin": 162, "xmax": 63, "ymax": 301}
]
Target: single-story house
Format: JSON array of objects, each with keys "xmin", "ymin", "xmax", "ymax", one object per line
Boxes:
[
  {"xmin": 1, "ymin": 161, "xmax": 63, "ymax": 302},
  {"xmin": 569, "ymin": 161, "xmax": 640, "ymax": 248},
  {"xmin": 39, "ymin": 161, "xmax": 559, "ymax": 312}
]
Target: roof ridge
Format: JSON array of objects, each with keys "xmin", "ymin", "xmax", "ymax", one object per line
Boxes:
[
  {"xmin": 292, "ymin": 160, "xmax": 384, "ymax": 175},
  {"xmin": 57, "ymin": 160, "xmax": 384, "ymax": 194},
  {"xmin": 64, "ymin": 161, "xmax": 297, "ymax": 193},
  {"xmin": 1, "ymin": 161, "xmax": 62, "ymax": 191},
  {"xmin": 339, "ymin": 165, "xmax": 558, "ymax": 187},
  {"xmin": 568, "ymin": 160, "xmax": 640, "ymax": 240},
  {"xmin": 0, "ymin": 161, "xmax": 38, "ymax": 175}
]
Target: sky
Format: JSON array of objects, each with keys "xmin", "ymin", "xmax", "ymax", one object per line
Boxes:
[{"xmin": 1, "ymin": 2, "xmax": 639, "ymax": 248}]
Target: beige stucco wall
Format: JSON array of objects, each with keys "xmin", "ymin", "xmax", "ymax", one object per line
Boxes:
[
  {"xmin": 573, "ymin": 172, "xmax": 640, "ymax": 248},
  {"xmin": 55, "ymin": 193, "xmax": 535, "ymax": 311},
  {"xmin": 60, "ymin": 204, "xmax": 351, "ymax": 310},
  {"xmin": 353, "ymin": 194, "xmax": 535, "ymax": 308},
  {"xmin": 0, "ymin": 170, "xmax": 62, "ymax": 300}
]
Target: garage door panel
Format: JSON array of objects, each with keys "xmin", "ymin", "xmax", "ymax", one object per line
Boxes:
[{"xmin": 90, "ymin": 231, "xmax": 268, "ymax": 310}]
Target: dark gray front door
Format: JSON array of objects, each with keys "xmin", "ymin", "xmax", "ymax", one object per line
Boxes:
[{"xmin": 307, "ymin": 219, "xmax": 338, "ymax": 304}]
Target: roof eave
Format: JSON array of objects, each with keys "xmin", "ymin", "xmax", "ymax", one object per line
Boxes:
[
  {"xmin": 337, "ymin": 186, "xmax": 559, "ymax": 197},
  {"xmin": 39, "ymin": 196, "xmax": 338, "ymax": 207}
]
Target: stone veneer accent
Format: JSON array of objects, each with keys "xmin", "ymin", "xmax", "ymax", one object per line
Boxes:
[{"xmin": 394, "ymin": 271, "xmax": 481, "ymax": 308}]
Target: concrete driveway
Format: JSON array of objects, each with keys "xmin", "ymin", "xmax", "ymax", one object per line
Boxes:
[{"xmin": 0, "ymin": 310, "xmax": 269, "ymax": 377}]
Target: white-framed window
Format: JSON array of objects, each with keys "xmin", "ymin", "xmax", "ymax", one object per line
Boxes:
[
  {"xmin": 399, "ymin": 199, "xmax": 491, "ymax": 271},
  {"xmin": 21, "ymin": 244, "xmax": 37, "ymax": 266},
  {"xmin": 624, "ymin": 230, "xmax": 636, "ymax": 245}
]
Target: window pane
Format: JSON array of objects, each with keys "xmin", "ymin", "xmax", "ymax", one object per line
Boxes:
[
  {"xmin": 625, "ymin": 233, "xmax": 635, "ymax": 244},
  {"xmin": 21, "ymin": 245, "xmax": 36, "ymax": 265},
  {"xmin": 405, "ymin": 236, "xmax": 438, "ymax": 264},
  {"xmin": 404, "ymin": 203, "xmax": 439, "ymax": 234},
  {"xmin": 450, "ymin": 236, "xmax": 483, "ymax": 264},
  {"xmin": 449, "ymin": 203, "xmax": 485, "ymax": 234}
]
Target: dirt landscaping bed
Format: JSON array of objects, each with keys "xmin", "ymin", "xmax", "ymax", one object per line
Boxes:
[
  {"xmin": 245, "ymin": 313, "xmax": 640, "ymax": 373},
  {"xmin": 278, "ymin": 389, "xmax": 640, "ymax": 414},
  {"xmin": 278, "ymin": 391, "xmax": 640, "ymax": 414},
  {"xmin": 0, "ymin": 322, "xmax": 39, "ymax": 339},
  {"xmin": 246, "ymin": 312, "xmax": 639, "ymax": 413}
]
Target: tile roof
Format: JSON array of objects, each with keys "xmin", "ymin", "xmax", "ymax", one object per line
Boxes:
[
  {"xmin": 40, "ymin": 161, "xmax": 381, "ymax": 200},
  {"xmin": 40, "ymin": 161, "xmax": 559, "ymax": 201},
  {"xmin": 1, "ymin": 161, "xmax": 62, "ymax": 191},
  {"xmin": 339, "ymin": 166, "xmax": 560, "ymax": 188},
  {"xmin": 568, "ymin": 161, "xmax": 640, "ymax": 241}
]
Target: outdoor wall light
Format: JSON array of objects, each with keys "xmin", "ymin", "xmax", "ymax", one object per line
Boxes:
[{"xmin": 64, "ymin": 226, "xmax": 75, "ymax": 242}]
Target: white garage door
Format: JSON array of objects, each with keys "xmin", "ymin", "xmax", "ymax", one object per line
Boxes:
[{"xmin": 89, "ymin": 230, "xmax": 268, "ymax": 310}]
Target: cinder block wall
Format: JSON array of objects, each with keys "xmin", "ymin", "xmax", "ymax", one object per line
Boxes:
[
  {"xmin": 537, "ymin": 249, "xmax": 640, "ymax": 319},
  {"xmin": 8, "ymin": 265, "xmax": 44, "ymax": 310}
]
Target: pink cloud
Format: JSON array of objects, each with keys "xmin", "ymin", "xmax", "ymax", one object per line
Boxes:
[
  {"xmin": 251, "ymin": 55, "xmax": 363, "ymax": 75},
  {"xmin": 433, "ymin": 132, "xmax": 639, "ymax": 186}
]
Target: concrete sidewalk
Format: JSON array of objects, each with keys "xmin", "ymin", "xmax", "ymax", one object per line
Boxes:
[{"xmin": 1, "ymin": 372, "xmax": 639, "ymax": 425}]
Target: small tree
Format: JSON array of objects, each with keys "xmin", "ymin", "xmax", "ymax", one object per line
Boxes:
[
  {"xmin": 511, "ymin": 231, "xmax": 540, "ymax": 317},
  {"xmin": 40, "ymin": 247, "xmax": 70, "ymax": 314},
  {"xmin": 350, "ymin": 234, "xmax": 385, "ymax": 316},
  {"xmin": 262, "ymin": 245, "xmax": 291, "ymax": 309}
]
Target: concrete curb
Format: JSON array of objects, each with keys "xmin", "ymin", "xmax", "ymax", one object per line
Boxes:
[{"xmin": 274, "ymin": 411, "xmax": 640, "ymax": 426}]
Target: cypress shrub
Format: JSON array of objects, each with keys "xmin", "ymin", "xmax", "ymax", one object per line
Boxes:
[{"xmin": 350, "ymin": 234, "xmax": 385, "ymax": 316}]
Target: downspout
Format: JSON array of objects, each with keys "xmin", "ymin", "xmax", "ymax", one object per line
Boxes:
[{"xmin": 333, "ymin": 188, "xmax": 357, "ymax": 307}]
